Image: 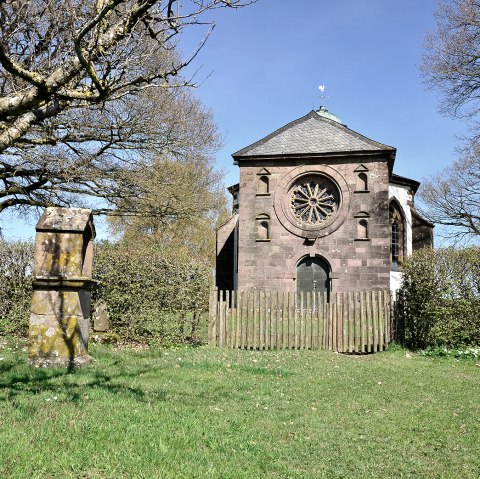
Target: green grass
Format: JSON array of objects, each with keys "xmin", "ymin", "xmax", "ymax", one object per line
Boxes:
[{"xmin": 1, "ymin": 339, "xmax": 479, "ymax": 478}]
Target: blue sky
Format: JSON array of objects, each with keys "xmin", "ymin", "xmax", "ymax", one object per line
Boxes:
[
  {"xmin": 180, "ymin": 0, "xmax": 467, "ymax": 186},
  {"xmin": 4, "ymin": 0, "xmax": 467, "ymax": 240}
]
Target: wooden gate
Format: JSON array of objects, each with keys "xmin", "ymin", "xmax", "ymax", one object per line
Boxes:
[{"xmin": 209, "ymin": 289, "xmax": 392, "ymax": 353}]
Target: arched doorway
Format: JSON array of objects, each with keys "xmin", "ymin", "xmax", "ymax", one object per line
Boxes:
[{"xmin": 296, "ymin": 256, "xmax": 330, "ymax": 302}]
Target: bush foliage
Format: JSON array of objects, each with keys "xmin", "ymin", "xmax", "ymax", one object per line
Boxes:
[
  {"xmin": 399, "ymin": 247, "xmax": 480, "ymax": 349},
  {"xmin": 0, "ymin": 240, "xmax": 34, "ymax": 336},
  {"xmin": 92, "ymin": 241, "xmax": 211, "ymax": 345},
  {"xmin": 2, "ymin": 238, "xmax": 479, "ymax": 350},
  {"xmin": 0, "ymin": 240, "xmax": 212, "ymax": 345}
]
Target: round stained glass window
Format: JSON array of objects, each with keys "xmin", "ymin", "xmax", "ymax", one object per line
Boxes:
[{"xmin": 290, "ymin": 176, "xmax": 339, "ymax": 227}]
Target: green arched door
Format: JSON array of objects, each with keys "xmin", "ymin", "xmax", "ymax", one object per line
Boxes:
[{"xmin": 296, "ymin": 256, "xmax": 330, "ymax": 301}]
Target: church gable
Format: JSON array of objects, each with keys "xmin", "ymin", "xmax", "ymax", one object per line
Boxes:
[
  {"xmin": 233, "ymin": 110, "xmax": 395, "ymax": 158},
  {"xmin": 217, "ymin": 106, "xmax": 433, "ymax": 296}
]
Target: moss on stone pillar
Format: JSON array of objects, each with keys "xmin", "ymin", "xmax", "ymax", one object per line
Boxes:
[{"xmin": 28, "ymin": 208, "xmax": 96, "ymax": 368}]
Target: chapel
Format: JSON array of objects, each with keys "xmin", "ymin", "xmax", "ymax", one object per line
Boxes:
[{"xmin": 216, "ymin": 107, "xmax": 433, "ymax": 296}]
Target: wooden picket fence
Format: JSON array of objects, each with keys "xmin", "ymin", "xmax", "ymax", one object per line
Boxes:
[{"xmin": 209, "ymin": 289, "xmax": 393, "ymax": 353}]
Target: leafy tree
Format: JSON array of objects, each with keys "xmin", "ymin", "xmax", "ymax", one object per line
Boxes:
[
  {"xmin": 420, "ymin": 0, "xmax": 480, "ymax": 239},
  {"xmin": 0, "ymin": 0, "xmax": 253, "ymax": 217},
  {"xmin": 108, "ymin": 151, "xmax": 231, "ymax": 266}
]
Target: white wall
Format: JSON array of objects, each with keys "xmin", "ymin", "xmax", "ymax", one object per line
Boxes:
[
  {"xmin": 388, "ymin": 183, "xmax": 413, "ymax": 293},
  {"xmin": 388, "ymin": 183, "xmax": 413, "ymax": 255}
]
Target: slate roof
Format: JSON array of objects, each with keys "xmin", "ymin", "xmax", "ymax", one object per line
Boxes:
[
  {"xmin": 390, "ymin": 173, "xmax": 420, "ymax": 194},
  {"xmin": 233, "ymin": 110, "xmax": 395, "ymax": 159}
]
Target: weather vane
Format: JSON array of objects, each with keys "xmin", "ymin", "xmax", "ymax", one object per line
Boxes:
[{"xmin": 318, "ymin": 85, "xmax": 326, "ymax": 108}]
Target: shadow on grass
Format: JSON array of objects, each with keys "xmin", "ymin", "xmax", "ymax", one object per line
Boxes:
[{"xmin": 0, "ymin": 354, "xmax": 167, "ymax": 404}]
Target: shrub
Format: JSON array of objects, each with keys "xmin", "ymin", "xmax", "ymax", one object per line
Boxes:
[
  {"xmin": 92, "ymin": 241, "xmax": 212, "ymax": 345},
  {"xmin": 420, "ymin": 345, "xmax": 480, "ymax": 360},
  {"xmin": 0, "ymin": 240, "xmax": 34, "ymax": 336},
  {"xmin": 399, "ymin": 247, "xmax": 480, "ymax": 349},
  {"xmin": 0, "ymin": 239, "xmax": 212, "ymax": 346}
]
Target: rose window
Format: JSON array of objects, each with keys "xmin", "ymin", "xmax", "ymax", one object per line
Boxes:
[{"xmin": 290, "ymin": 177, "xmax": 338, "ymax": 226}]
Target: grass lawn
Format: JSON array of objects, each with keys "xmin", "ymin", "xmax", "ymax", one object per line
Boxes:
[{"xmin": 0, "ymin": 339, "xmax": 479, "ymax": 478}]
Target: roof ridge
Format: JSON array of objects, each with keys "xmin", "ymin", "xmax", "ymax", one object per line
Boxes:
[
  {"xmin": 232, "ymin": 111, "xmax": 315, "ymax": 157},
  {"xmin": 232, "ymin": 110, "xmax": 395, "ymax": 158},
  {"xmin": 326, "ymin": 115, "xmax": 395, "ymax": 152}
]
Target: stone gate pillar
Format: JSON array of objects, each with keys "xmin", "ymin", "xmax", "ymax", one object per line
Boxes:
[{"xmin": 28, "ymin": 207, "xmax": 96, "ymax": 367}]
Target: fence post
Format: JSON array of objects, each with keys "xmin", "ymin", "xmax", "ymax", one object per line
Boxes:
[
  {"xmin": 218, "ymin": 290, "xmax": 225, "ymax": 347},
  {"xmin": 225, "ymin": 290, "xmax": 231, "ymax": 348},
  {"xmin": 253, "ymin": 290, "xmax": 257, "ymax": 350},
  {"xmin": 210, "ymin": 288, "xmax": 393, "ymax": 352},
  {"xmin": 245, "ymin": 290, "xmax": 251, "ymax": 349},
  {"xmin": 287, "ymin": 292, "xmax": 291, "ymax": 350},
  {"xmin": 208, "ymin": 287, "xmax": 218, "ymax": 347},
  {"xmin": 240, "ymin": 291, "xmax": 245, "ymax": 349},
  {"xmin": 373, "ymin": 290, "xmax": 379, "ymax": 352},
  {"xmin": 379, "ymin": 290, "xmax": 385, "ymax": 351},
  {"xmin": 387, "ymin": 291, "xmax": 393, "ymax": 346},
  {"xmin": 234, "ymin": 290, "xmax": 239, "ymax": 349},
  {"xmin": 354, "ymin": 292, "xmax": 359, "ymax": 353},
  {"xmin": 292, "ymin": 291, "xmax": 296, "ymax": 350},
  {"xmin": 360, "ymin": 291, "xmax": 366, "ymax": 353},
  {"xmin": 323, "ymin": 292, "xmax": 327, "ymax": 349}
]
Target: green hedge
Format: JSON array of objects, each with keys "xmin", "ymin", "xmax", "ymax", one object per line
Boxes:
[
  {"xmin": 92, "ymin": 241, "xmax": 212, "ymax": 345},
  {"xmin": 0, "ymin": 240, "xmax": 212, "ymax": 345},
  {"xmin": 0, "ymin": 240, "xmax": 34, "ymax": 336},
  {"xmin": 399, "ymin": 247, "xmax": 480, "ymax": 349}
]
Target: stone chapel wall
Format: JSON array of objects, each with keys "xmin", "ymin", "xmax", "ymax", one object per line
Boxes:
[{"xmin": 236, "ymin": 156, "xmax": 391, "ymax": 293}]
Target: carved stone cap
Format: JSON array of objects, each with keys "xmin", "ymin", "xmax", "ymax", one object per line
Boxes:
[{"xmin": 36, "ymin": 207, "xmax": 96, "ymax": 237}]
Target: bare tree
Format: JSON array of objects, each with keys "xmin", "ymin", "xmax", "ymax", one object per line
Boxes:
[
  {"xmin": 420, "ymin": 0, "xmax": 480, "ymax": 240},
  {"xmin": 419, "ymin": 149, "xmax": 480, "ymax": 241},
  {"xmin": 422, "ymin": 0, "xmax": 480, "ymax": 126},
  {"xmin": 0, "ymin": 0, "xmax": 253, "ymax": 216}
]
